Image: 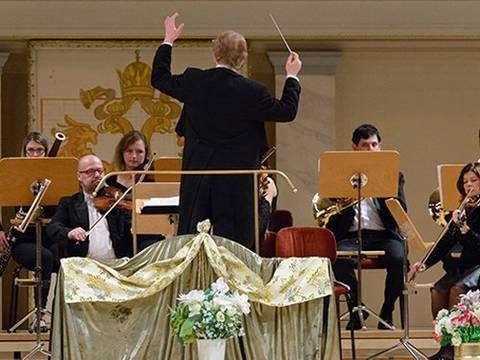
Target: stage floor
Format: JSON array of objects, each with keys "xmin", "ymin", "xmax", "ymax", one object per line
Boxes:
[
  {"xmin": 0, "ymin": 331, "xmax": 49, "ymax": 359},
  {"xmin": 342, "ymin": 328, "xmax": 437, "ymax": 359},
  {"xmin": 0, "ymin": 329, "xmax": 437, "ymax": 359}
]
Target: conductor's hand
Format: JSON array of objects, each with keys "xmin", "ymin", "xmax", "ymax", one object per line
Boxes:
[
  {"xmin": 409, "ymin": 261, "xmax": 426, "ymax": 279},
  {"xmin": 164, "ymin": 13, "xmax": 184, "ymax": 44},
  {"xmin": 68, "ymin": 227, "xmax": 87, "ymax": 242},
  {"xmin": 0, "ymin": 231, "xmax": 8, "ymax": 252},
  {"xmin": 285, "ymin": 52, "xmax": 302, "ymax": 77}
]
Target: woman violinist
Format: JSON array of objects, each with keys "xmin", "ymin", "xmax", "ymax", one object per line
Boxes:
[
  {"xmin": 105, "ymin": 130, "xmax": 162, "ymax": 251},
  {"xmin": 411, "ymin": 162, "xmax": 480, "ymax": 360}
]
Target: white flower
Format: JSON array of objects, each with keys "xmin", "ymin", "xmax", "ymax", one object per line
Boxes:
[
  {"xmin": 216, "ymin": 312, "xmax": 225, "ymax": 322},
  {"xmin": 437, "ymin": 317, "xmax": 454, "ymax": 334},
  {"xmin": 178, "ymin": 289, "xmax": 205, "ymax": 305},
  {"xmin": 232, "ymin": 291, "xmax": 251, "ymax": 314},
  {"xmin": 451, "ymin": 333, "xmax": 462, "ymax": 347},
  {"xmin": 213, "ymin": 293, "xmax": 233, "ymax": 309},
  {"xmin": 227, "ymin": 307, "xmax": 238, "ymax": 317},
  {"xmin": 435, "ymin": 309, "xmax": 449, "ymax": 321},
  {"xmin": 211, "ymin": 277, "xmax": 230, "ymax": 294},
  {"xmin": 189, "ymin": 303, "xmax": 201, "ymax": 316}
]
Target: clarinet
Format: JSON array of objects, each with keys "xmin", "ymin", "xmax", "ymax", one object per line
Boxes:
[{"xmin": 0, "ymin": 208, "xmax": 28, "ymax": 276}]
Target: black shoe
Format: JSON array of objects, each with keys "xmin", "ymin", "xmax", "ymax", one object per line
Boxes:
[
  {"xmin": 377, "ymin": 309, "xmax": 393, "ymax": 330},
  {"xmin": 377, "ymin": 319, "xmax": 394, "ymax": 330},
  {"xmin": 346, "ymin": 311, "xmax": 369, "ymax": 330}
]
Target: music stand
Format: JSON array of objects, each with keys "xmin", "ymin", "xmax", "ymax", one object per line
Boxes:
[
  {"xmin": 153, "ymin": 157, "xmax": 182, "ymax": 183},
  {"xmin": 0, "ymin": 158, "xmax": 77, "ymax": 359},
  {"xmin": 319, "ymin": 150, "xmax": 400, "ymax": 330},
  {"xmin": 437, "ymin": 164, "xmax": 463, "ymax": 211},
  {"xmin": 365, "ymin": 198, "xmax": 428, "ymax": 360}
]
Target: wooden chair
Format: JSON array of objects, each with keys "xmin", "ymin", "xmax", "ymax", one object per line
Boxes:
[{"xmin": 275, "ymin": 226, "xmax": 356, "ymax": 359}]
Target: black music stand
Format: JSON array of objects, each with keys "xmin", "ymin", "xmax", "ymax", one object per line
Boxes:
[
  {"xmin": 319, "ymin": 150, "xmax": 400, "ymax": 331},
  {"xmin": 0, "ymin": 158, "xmax": 77, "ymax": 359},
  {"xmin": 362, "ymin": 198, "xmax": 428, "ymax": 359}
]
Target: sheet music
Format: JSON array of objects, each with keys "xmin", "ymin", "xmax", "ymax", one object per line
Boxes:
[{"xmin": 143, "ymin": 196, "xmax": 179, "ymax": 207}]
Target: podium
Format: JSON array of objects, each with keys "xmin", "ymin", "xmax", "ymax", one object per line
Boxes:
[{"xmin": 319, "ymin": 150, "xmax": 399, "ymax": 331}]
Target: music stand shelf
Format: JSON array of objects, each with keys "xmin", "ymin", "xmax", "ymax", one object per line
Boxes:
[{"xmin": 319, "ymin": 150, "xmax": 399, "ymax": 333}]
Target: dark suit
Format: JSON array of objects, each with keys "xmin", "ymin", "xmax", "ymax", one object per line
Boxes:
[
  {"xmin": 11, "ymin": 206, "xmax": 59, "ymax": 308},
  {"xmin": 327, "ymin": 173, "xmax": 406, "ymax": 323},
  {"xmin": 151, "ymin": 44, "xmax": 301, "ymax": 249},
  {"xmin": 47, "ymin": 192, "xmax": 132, "ymax": 259}
]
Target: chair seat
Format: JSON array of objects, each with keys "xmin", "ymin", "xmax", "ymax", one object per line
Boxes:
[
  {"xmin": 334, "ymin": 284, "xmax": 349, "ymax": 297},
  {"xmin": 360, "ymin": 257, "xmax": 384, "ymax": 269}
]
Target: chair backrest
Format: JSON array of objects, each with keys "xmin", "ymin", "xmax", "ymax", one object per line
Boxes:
[
  {"xmin": 269, "ymin": 210, "xmax": 293, "ymax": 233},
  {"xmin": 275, "ymin": 226, "xmax": 337, "ymax": 262}
]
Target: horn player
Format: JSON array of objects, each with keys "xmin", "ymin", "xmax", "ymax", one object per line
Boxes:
[{"xmin": 326, "ymin": 124, "xmax": 407, "ymax": 330}]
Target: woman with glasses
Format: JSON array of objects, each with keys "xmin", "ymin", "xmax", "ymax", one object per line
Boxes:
[{"xmin": 10, "ymin": 132, "xmax": 59, "ymax": 332}]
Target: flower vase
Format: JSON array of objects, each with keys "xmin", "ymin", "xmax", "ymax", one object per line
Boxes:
[
  {"xmin": 196, "ymin": 339, "xmax": 226, "ymax": 360},
  {"xmin": 455, "ymin": 343, "xmax": 480, "ymax": 359}
]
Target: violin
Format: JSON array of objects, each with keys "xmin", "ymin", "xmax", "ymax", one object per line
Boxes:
[
  {"xmin": 411, "ymin": 191, "xmax": 480, "ymax": 282},
  {"xmin": 455, "ymin": 193, "xmax": 480, "ymax": 230},
  {"xmin": 259, "ymin": 147, "xmax": 276, "ymax": 200},
  {"xmin": 93, "ymin": 186, "xmax": 132, "ymax": 214}
]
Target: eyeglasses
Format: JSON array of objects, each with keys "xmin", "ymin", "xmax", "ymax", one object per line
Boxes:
[
  {"xmin": 26, "ymin": 148, "xmax": 45, "ymax": 156},
  {"xmin": 78, "ymin": 168, "xmax": 104, "ymax": 177}
]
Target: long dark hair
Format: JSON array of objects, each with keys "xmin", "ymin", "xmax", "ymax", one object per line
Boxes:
[{"xmin": 22, "ymin": 132, "xmax": 48, "ymax": 157}]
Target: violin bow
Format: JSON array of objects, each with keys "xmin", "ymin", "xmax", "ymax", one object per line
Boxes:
[{"xmin": 410, "ymin": 188, "xmax": 475, "ymax": 282}]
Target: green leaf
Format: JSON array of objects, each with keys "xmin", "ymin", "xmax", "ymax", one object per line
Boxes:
[{"xmin": 180, "ymin": 319, "xmax": 194, "ymax": 339}]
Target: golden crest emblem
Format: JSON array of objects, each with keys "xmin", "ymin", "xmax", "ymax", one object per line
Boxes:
[{"xmin": 52, "ymin": 49, "xmax": 183, "ymax": 168}]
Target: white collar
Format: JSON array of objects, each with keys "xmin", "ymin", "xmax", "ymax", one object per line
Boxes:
[{"xmin": 215, "ymin": 63, "xmax": 237, "ymax": 73}]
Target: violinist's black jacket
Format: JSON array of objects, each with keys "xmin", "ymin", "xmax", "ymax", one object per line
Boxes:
[
  {"xmin": 425, "ymin": 205, "xmax": 480, "ymax": 272},
  {"xmin": 47, "ymin": 192, "xmax": 132, "ymax": 259}
]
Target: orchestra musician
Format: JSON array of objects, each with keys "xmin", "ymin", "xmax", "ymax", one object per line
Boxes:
[
  {"xmin": 151, "ymin": 13, "xmax": 302, "ymax": 249},
  {"xmin": 47, "ymin": 155, "xmax": 133, "ymax": 262},
  {"xmin": 259, "ymin": 174, "xmax": 278, "ymax": 244},
  {"xmin": 9, "ymin": 132, "xmax": 59, "ymax": 331},
  {"xmin": 107, "ymin": 130, "xmax": 163, "ymax": 251},
  {"xmin": 411, "ymin": 162, "xmax": 480, "ymax": 360},
  {"xmin": 327, "ymin": 124, "xmax": 406, "ymax": 330}
]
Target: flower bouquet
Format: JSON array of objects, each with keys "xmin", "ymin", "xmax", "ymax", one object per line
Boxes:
[
  {"xmin": 434, "ymin": 290, "xmax": 480, "ymax": 347},
  {"xmin": 170, "ymin": 277, "xmax": 251, "ymax": 359}
]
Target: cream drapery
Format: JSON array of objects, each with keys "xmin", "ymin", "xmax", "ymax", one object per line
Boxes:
[{"xmin": 51, "ymin": 223, "xmax": 339, "ymax": 359}]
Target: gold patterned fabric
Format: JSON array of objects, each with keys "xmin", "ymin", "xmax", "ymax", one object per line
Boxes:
[{"xmin": 51, "ymin": 225, "xmax": 339, "ymax": 359}]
